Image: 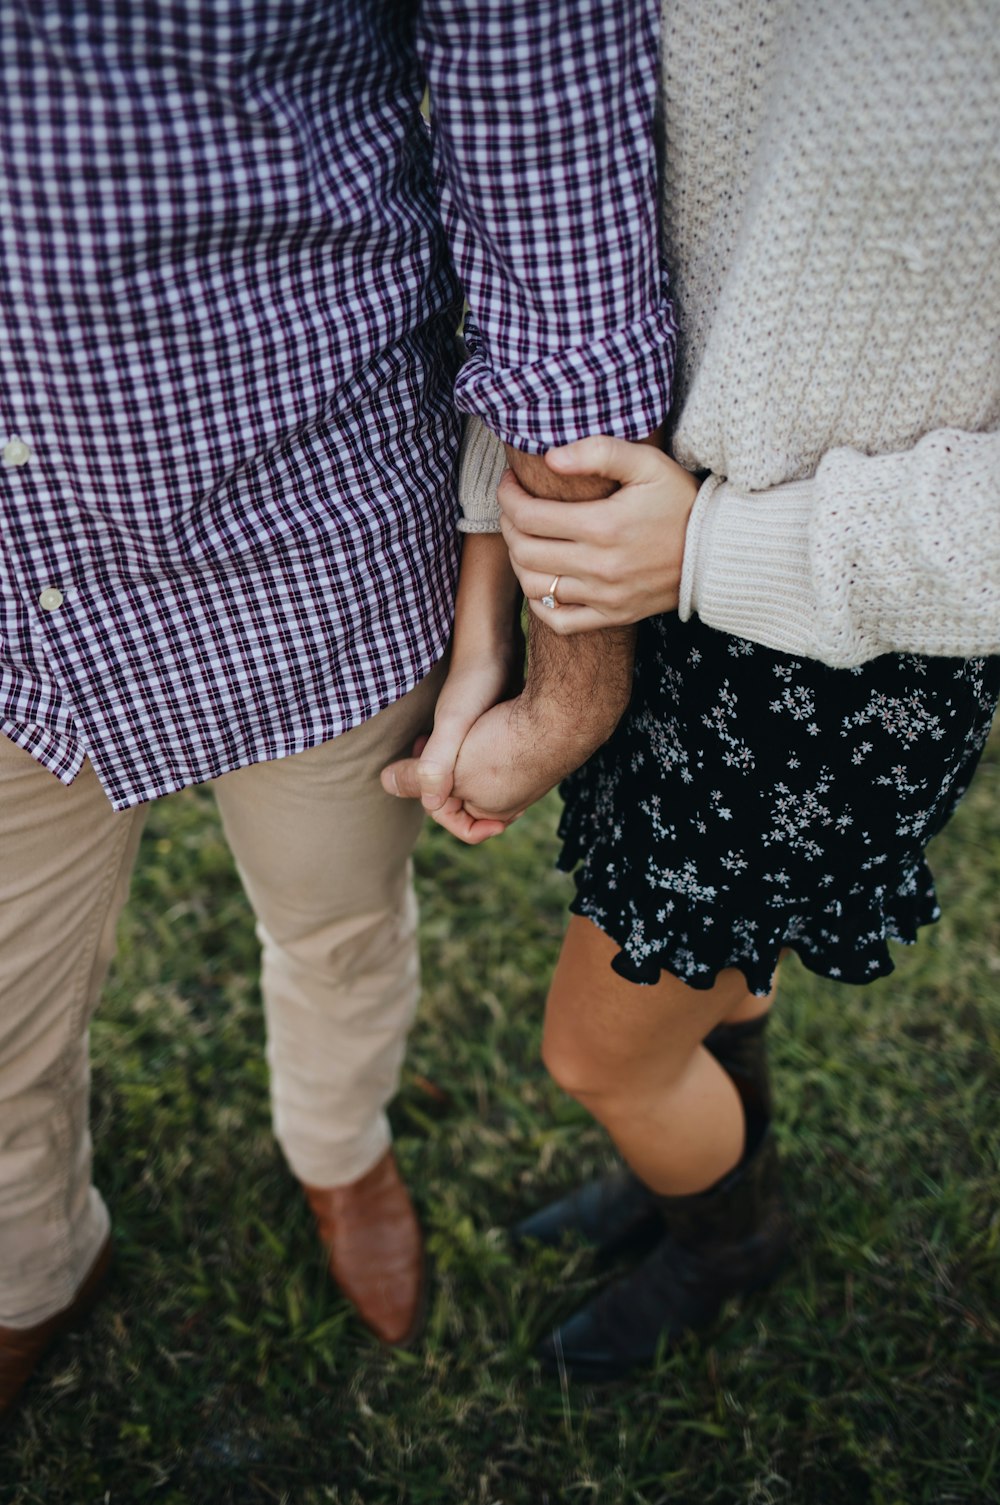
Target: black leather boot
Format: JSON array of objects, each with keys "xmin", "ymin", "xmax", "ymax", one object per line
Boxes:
[
  {"xmin": 511, "ymin": 1012, "xmax": 774, "ymax": 1258},
  {"xmin": 536, "ymin": 1111, "xmax": 790, "ymax": 1381}
]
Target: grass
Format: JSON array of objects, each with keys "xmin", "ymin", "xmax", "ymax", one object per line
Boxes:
[{"xmin": 2, "ymin": 730, "xmax": 999, "ymax": 1505}]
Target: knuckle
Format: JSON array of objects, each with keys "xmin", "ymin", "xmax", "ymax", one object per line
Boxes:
[
  {"xmin": 587, "ymin": 515, "xmax": 613, "ymax": 550},
  {"xmin": 502, "ymin": 483, "xmax": 526, "ymax": 516}
]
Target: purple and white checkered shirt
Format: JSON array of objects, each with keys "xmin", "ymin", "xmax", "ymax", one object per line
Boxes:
[{"xmin": 0, "ymin": 0, "xmax": 676, "ymax": 810}]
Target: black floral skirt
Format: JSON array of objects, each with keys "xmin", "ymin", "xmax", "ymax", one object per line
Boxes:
[{"xmin": 558, "ymin": 612, "xmax": 1000, "ymax": 994}]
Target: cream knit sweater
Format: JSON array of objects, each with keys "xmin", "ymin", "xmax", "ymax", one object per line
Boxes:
[{"xmin": 458, "ymin": 0, "xmax": 1000, "ymax": 667}]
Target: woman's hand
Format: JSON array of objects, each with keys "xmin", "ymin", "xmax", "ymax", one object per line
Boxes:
[
  {"xmin": 498, "ymin": 436, "xmax": 700, "ymax": 635},
  {"xmin": 379, "ymin": 532, "xmax": 523, "ymax": 836},
  {"xmin": 384, "ymin": 611, "xmax": 636, "ymax": 846},
  {"xmin": 392, "ymin": 647, "xmax": 521, "ymax": 829},
  {"xmin": 383, "ymin": 673, "xmax": 625, "ymax": 845},
  {"xmin": 384, "ymin": 694, "xmax": 536, "ymax": 845}
]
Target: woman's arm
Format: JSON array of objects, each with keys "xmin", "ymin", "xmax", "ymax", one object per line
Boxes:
[
  {"xmin": 681, "ymin": 428, "xmax": 1000, "ymax": 666},
  {"xmin": 496, "ymin": 426, "xmax": 1000, "ymax": 667},
  {"xmin": 396, "ymin": 531, "xmax": 522, "ymax": 833}
]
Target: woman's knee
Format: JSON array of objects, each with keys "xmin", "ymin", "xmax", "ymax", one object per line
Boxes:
[
  {"xmin": 541, "ymin": 914, "xmax": 720, "ymax": 1111},
  {"xmin": 540, "ymin": 1022, "xmax": 608, "ymax": 1105},
  {"xmin": 540, "ymin": 1028, "xmax": 684, "ymax": 1142},
  {"xmin": 540, "ymin": 1009, "xmax": 679, "ymax": 1118}
]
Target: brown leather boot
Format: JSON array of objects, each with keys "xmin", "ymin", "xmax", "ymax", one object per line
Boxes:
[
  {"xmin": 0, "ymin": 1235, "xmax": 113, "ymax": 1423},
  {"xmin": 302, "ymin": 1149, "xmax": 425, "ymax": 1347}
]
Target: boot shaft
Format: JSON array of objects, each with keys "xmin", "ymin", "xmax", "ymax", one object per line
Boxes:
[{"xmin": 703, "ymin": 1012, "xmax": 773, "ymax": 1122}]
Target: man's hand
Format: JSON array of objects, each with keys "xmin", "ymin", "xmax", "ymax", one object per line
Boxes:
[
  {"xmin": 403, "ymin": 651, "xmax": 518, "ymax": 814},
  {"xmin": 499, "ymin": 436, "xmax": 699, "ymax": 634},
  {"xmin": 384, "ymin": 696, "xmax": 537, "ymax": 845},
  {"xmin": 382, "ymin": 648, "xmax": 518, "ymax": 840},
  {"xmin": 384, "ymin": 531, "xmax": 522, "ymax": 820},
  {"xmin": 383, "ymin": 652, "xmax": 630, "ymax": 843}
]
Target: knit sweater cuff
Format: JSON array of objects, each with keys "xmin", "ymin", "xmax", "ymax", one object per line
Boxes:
[
  {"xmin": 457, "ymin": 417, "xmax": 505, "ymax": 534},
  {"xmin": 679, "ymin": 474, "xmax": 820, "ymax": 654}
]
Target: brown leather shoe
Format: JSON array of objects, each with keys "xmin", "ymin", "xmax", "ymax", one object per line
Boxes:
[
  {"xmin": 302, "ymin": 1150, "xmax": 425, "ymax": 1347},
  {"xmin": 0, "ymin": 1236, "xmax": 113, "ymax": 1422}
]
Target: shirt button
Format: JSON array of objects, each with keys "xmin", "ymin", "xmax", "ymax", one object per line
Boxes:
[
  {"xmin": 3, "ymin": 437, "xmax": 31, "ymax": 467},
  {"xmin": 38, "ymin": 586, "xmax": 64, "ymax": 612}
]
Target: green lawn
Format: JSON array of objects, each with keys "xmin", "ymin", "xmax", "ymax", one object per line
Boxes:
[{"xmin": 2, "ymin": 731, "xmax": 998, "ymax": 1505}]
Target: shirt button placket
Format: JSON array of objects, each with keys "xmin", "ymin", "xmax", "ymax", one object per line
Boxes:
[{"xmin": 1, "ymin": 435, "xmax": 64, "ymax": 613}]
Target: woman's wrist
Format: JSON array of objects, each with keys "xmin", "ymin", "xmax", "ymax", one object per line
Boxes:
[{"xmin": 450, "ymin": 533, "xmax": 523, "ymax": 669}]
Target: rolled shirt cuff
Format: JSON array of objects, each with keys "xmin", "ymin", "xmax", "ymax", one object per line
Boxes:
[{"xmin": 456, "ymin": 270, "xmax": 677, "ymax": 456}]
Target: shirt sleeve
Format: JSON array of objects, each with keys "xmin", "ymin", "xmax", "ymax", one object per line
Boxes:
[{"xmin": 415, "ymin": 0, "xmax": 677, "ymax": 454}]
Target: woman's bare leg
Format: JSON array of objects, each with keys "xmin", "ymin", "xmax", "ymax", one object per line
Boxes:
[{"xmin": 542, "ymin": 916, "xmax": 770, "ymax": 1196}]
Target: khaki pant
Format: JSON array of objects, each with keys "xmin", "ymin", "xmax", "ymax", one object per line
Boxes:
[{"xmin": 0, "ymin": 663, "xmax": 443, "ymax": 1327}]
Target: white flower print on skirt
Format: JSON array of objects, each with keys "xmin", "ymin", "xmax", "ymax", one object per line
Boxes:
[{"xmin": 558, "ymin": 613, "xmax": 1000, "ymax": 993}]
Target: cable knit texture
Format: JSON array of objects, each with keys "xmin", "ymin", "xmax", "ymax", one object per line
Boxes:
[{"xmin": 460, "ymin": 0, "xmax": 1000, "ymax": 666}]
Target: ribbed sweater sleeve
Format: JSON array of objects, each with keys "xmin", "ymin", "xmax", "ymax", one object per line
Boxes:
[
  {"xmin": 457, "ymin": 416, "xmax": 505, "ymax": 534},
  {"xmin": 680, "ymin": 428, "xmax": 1000, "ymax": 666}
]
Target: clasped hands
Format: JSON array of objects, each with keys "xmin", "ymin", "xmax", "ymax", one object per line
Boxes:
[{"xmin": 381, "ymin": 434, "xmax": 699, "ymax": 843}]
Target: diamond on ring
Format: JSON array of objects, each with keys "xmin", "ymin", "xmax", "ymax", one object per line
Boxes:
[{"xmin": 541, "ymin": 575, "xmax": 560, "ymax": 610}]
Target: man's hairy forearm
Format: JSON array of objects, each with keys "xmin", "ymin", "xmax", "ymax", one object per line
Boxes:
[
  {"xmin": 504, "ymin": 446, "xmax": 618, "ymax": 502},
  {"xmin": 523, "ymin": 613, "xmax": 635, "ymax": 745},
  {"xmin": 504, "ymin": 444, "xmax": 636, "ymax": 744}
]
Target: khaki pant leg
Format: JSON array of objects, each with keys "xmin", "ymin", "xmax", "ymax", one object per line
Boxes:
[
  {"xmin": 211, "ymin": 662, "xmax": 443, "ymax": 1188},
  {"xmin": 0, "ymin": 738, "xmax": 146, "ymax": 1326}
]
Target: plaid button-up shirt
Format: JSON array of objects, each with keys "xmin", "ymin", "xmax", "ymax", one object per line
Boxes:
[{"xmin": 0, "ymin": 0, "xmax": 676, "ymax": 809}]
